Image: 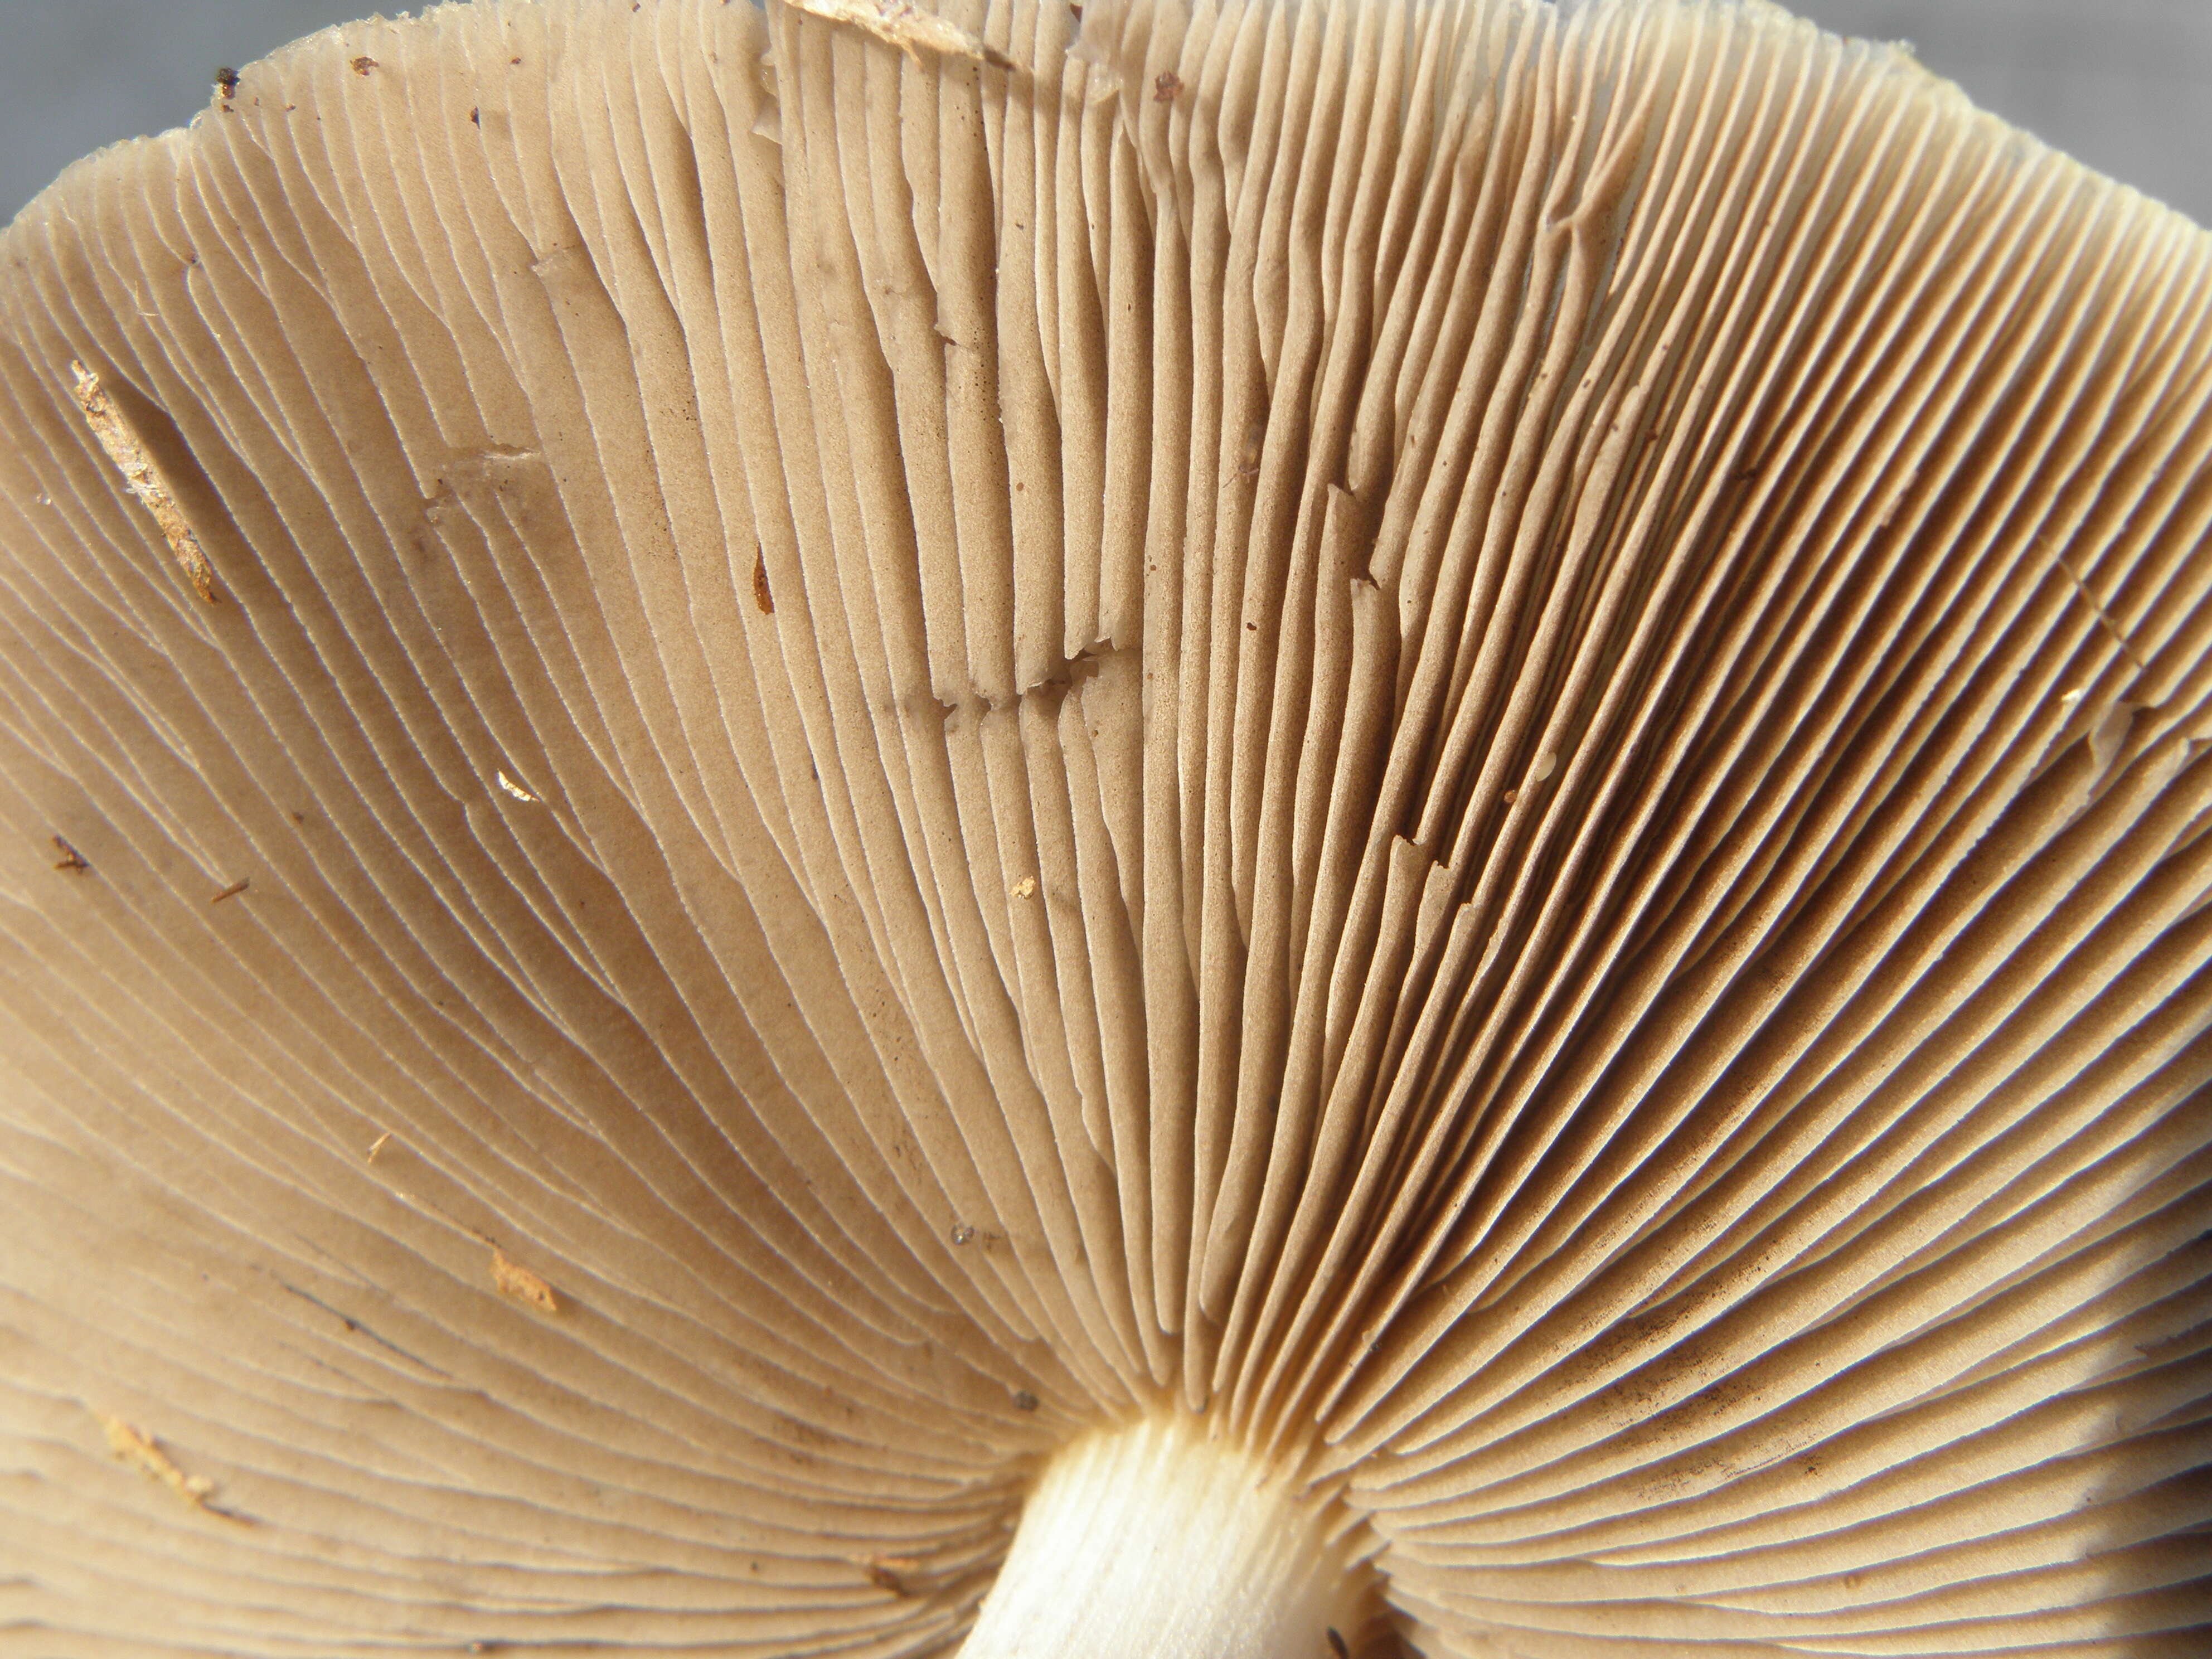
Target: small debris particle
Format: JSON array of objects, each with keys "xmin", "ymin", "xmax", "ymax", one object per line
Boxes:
[
  {"xmin": 1530, "ymin": 750, "xmax": 1556, "ymax": 784},
  {"xmin": 468, "ymin": 106, "xmax": 481, "ymax": 126},
  {"xmin": 1236, "ymin": 415, "xmax": 1264, "ymax": 475},
  {"xmin": 510, "ymin": 55, "xmax": 522, "ymax": 65},
  {"xmin": 752, "ymin": 546, "xmax": 774, "ymax": 614},
  {"xmin": 95, "ymin": 1411, "xmax": 246, "ymax": 1521},
  {"xmin": 491, "ymin": 1248, "xmax": 559, "ymax": 1313},
  {"xmin": 1327, "ymin": 1629, "xmax": 1350, "ymax": 1659},
  {"xmin": 495, "ymin": 770, "xmax": 539, "ymax": 804},
  {"xmin": 2059, "ymin": 686, "xmax": 2086, "ymax": 704},
  {"xmin": 1502, "ymin": 789, "xmax": 1519, "ymax": 804},
  {"xmin": 210, "ymin": 877, "xmax": 250, "ymax": 904},
  {"xmin": 1010, "ymin": 1389, "xmax": 1040, "ymax": 1412},
  {"xmin": 214, "ymin": 67, "xmax": 240, "ymax": 99},
  {"xmin": 99, "ymin": 1414, "xmax": 211, "ymax": 1498},
  {"xmin": 366, "ymin": 1129, "xmax": 393, "ymax": 1162},
  {"xmin": 350, "ymin": 56, "xmax": 378, "ymax": 75},
  {"xmin": 1011, "ymin": 875, "xmax": 1037, "ymax": 900},
  {"xmin": 865, "ymin": 1555, "xmax": 923, "ymax": 1596},
  {"xmin": 949, "ymin": 1223, "xmax": 976, "ymax": 1246},
  {"xmin": 2053, "ymin": 545, "xmax": 2152, "ymax": 669},
  {"xmin": 786, "ymin": 0, "xmax": 1015, "ymax": 69},
  {"xmin": 1153, "ymin": 70, "xmax": 1181, "ymax": 102},
  {"xmin": 51, "ymin": 835, "xmax": 89, "ymax": 874},
  {"xmin": 69, "ymin": 361, "xmax": 219, "ymax": 604}
]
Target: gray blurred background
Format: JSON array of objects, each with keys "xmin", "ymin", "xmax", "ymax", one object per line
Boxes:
[{"xmin": 0, "ymin": 0, "xmax": 2207, "ymax": 226}]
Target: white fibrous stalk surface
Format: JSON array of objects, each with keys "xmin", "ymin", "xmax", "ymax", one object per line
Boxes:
[{"xmin": 961, "ymin": 1417, "xmax": 1372, "ymax": 1659}]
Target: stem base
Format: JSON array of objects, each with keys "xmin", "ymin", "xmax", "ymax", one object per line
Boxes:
[{"xmin": 959, "ymin": 1415, "xmax": 1371, "ymax": 1659}]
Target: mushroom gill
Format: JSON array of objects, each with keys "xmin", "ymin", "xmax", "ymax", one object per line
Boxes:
[{"xmin": 0, "ymin": 0, "xmax": 2208, "ymax": 1655}]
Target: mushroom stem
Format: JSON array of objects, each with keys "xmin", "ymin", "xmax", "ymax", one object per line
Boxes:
[{"xmin": 960, "ymin": 1414, "xmax": 1371, "ymax": 1659}]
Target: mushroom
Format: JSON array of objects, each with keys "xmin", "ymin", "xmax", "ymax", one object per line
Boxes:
[{"xmin": 1, "ymin": 0, "xmax": 2207, "ymax": 1654}]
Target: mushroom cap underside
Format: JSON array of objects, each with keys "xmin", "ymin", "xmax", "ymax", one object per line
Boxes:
[{"xmin": 1, "ymin": 0, "xmax": 2209, "ymax": 1653}]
